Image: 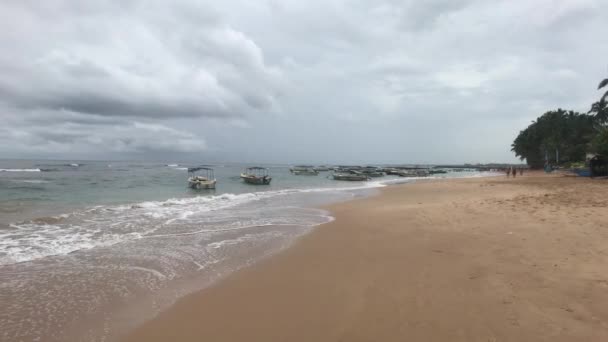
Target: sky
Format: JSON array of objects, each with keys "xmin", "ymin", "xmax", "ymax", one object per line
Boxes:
[{"xmin": 1, "ymin": 0, "xmax": 607, "ymax": 165}]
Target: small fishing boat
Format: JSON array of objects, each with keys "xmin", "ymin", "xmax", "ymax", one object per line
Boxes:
[
  {"xmin": 397, "ymin": 169, "xmax": 430, "ymax": 177},
  {"xmin": 241, "ymin": 167, "xmax": 272, "ymax": 185},
  {"xmin": 187, "ymin": 167, "xmax": 216, "ymax": 189},
  {"xmin": 572, "ymin": 168, "xmax": 591, "ymax": 177},
  {"xmin": 429, "ymin": 169, "xmax": 448, "ymax": 174},
  {"xmin": 384, "ymin": 168, "xmax": 403, "ymax": 175},
  {"xmin": 361, "ymin": 167, "xmax": 384, "ymax": 177},
  {"xmin": 313, "ymin": 165, "xmax": 330, "ymax": 172},
  {"xmin": 290, "ymin": 165, "xmax": 319, "ymax": 175},
  {"xmin": 331, "ymin": 170, "xmax": 369, "ymax": 181}
]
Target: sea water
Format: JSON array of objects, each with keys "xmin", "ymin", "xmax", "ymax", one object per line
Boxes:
[{"xmin": 0, "ymin": 160, "xmax": 492, "ymax": 341}]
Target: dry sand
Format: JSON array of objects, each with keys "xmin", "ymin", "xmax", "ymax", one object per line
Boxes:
[{"xmin": 123, "ymin": 174, "xmax": 608, "ymax": 342}]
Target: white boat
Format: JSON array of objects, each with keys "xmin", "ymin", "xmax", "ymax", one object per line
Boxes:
[
  {"xmin": 241, "ymin": 167, "xmax": 272, "ymax": 185},
  {"xmin": 187, "ymin": 167, "xmax": 216, "ymax": 189}
]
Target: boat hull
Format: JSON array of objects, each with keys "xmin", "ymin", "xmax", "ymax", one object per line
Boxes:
[
  {"xmin": 364, "ymin": 172, "xmax": 384, "ymax": 177},
  {"xmin": 188, "ymin": 179, "xmax": 216, "ymax": 189},
  {"xmin": 332, "ymin": 174, "xmax": 369, "ymax": 181},
  {"xmin": 241, "ymin": 174, "xmax": 272, "ymax": 185},
  {"xmin": 292, "ymin": 170, "xmax": 319, "ymax": 176}
]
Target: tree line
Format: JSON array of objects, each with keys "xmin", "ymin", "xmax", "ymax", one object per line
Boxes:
[{"xmin": 512, "ymin": 75, "xmax": 608, "ymax": 168}]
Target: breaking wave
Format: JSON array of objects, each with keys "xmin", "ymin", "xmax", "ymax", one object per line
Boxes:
[{"xmin": 0, "ymin": 168, "xmax": 41, "ymax": 172}]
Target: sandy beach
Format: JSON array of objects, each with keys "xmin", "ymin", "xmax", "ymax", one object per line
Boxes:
[{"xmin": 123, "ymin": 174, "xmax": 608, "ymax": 342}]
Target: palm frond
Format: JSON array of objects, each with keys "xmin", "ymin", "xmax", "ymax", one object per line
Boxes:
[{"xmin": 599, "ymin": 78, "xmax": 608, "ymax": 90}]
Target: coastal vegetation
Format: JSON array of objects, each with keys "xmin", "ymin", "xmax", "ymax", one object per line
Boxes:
[{"xmin": 512, "ymin": 76, "xmax": 608, "ymax": 168}]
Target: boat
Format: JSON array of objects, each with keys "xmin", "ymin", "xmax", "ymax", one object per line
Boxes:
[
  {"xmin": 331, "ymin": 170, "xmax": 369, "ymax": 181},
  {"xmin": 397, "ymin": 169, "xmax": 430, "ymax": 177},
  {"xmin": 241, "ymin": 167, "xmax": 272, "ymax": 185},
  {"xmin": 429, "ymin": 169, "xmax": 448, "ymax": 174},
  {"xmin": 384, "ymin": 168, "xmax": 402, "ymax": 175},
  {"xmin": 187, "ymin": 167, "xmax": 216, "ymax": 189},
  {"xmin": 290, "ymin": 165, "xmax": 319, "ymax": 175},
  {"xmin": 361, "ymin": 167, "xmax": 384, "ymax": 177},
  {"xmin": 572, "ymin": 168, "xmax": 591, "ymax": 177},
  {"xmin": 313, "ymin": 165, "xmax": 331, "ymax": 172}
]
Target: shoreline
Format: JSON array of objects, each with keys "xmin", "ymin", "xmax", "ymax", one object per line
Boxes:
[{"xmin": 122, "ymin": 173, "xmax": 608, "ymax": 341}]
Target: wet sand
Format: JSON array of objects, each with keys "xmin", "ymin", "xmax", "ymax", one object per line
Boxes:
[{"xmin": 124, "ymin": 174, "xmax": 608, "ymax": 341}]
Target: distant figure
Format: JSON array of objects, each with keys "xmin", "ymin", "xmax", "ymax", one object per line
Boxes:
[
  {"xmin": 519, "ymin": 168, "xmax": 524, "ymax": 176},
  {"xmin": 512, "ymin": 167, "xmax": 517, "ymax": 178},
  {"xmin": 506, "ymin": 168, "xmax": 511, "ymax": 177}
]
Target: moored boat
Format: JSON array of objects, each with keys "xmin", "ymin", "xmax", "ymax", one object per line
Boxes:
[
  {"xmin": 187, "ymin": 167, "xmax": 216, "ymax": 189},
  {"xmin": 290, "ymin": 165, "xmax": 319, "ymax": 175},
  {"xmin": 361, "ymin": 167, "xmax": 384, "ymax": 177},
  {"xmin": 331, "ymin": 170, "xmax": 369, "ymax": 181},
  {"xmin": 397, "ymin": 169, "xmax": 430, "ymax": 177},
  {"xmin": 241, "ymin": 167, "xmax": 272, "ymax": 185},
  {"xmin": 572, "ymin": 168, "xmax": 591, "ymax": 177}
]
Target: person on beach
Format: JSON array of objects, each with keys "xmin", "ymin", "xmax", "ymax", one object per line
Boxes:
[
  {"xmin": 520, "ymin": 168, "xmax": 524, "ymax": 176},
  {"xmin": 506, "ymin": 168, "xmax": 511, "ymax": 177},
  {"xmin": 512, "ymin": 167, "xmax": 517, "ymax": 178}
]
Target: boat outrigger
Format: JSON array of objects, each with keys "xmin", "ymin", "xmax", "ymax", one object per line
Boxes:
[
  {"xmin": 241, "ymin": 167, "xmax": 272, "ymax": 185},
  {"xmin": 187, "ymin": 167, "xmax": 216, "ymax": 189},
  {"xmin": 331, "ymin": 170, "xmax": 369, "ymax": 181},
  {"xmin": 290, "ymin": 165, "xmax": 319, "ymax": 175},
  {"xmin": 361, "ymin": 167, "xmax": 384, "ymax": 177},
  {"xmin": 397, "ymin": 169, "xmax": 430, "ymax": 178}
]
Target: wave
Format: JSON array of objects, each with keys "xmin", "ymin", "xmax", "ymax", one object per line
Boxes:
[
  {"xmin": 0, "ymin": 168, "xmax": 41, "ymax": 172},
  {"xmin": 0, "ymin": 172, "xmax": 498, "ymax": 266},
  {"xmin": 167, "ymin": 164, "xmax": 188, "ymax": 170},
  {"xmin": 0, "ymin": 180, "xmax": 387, "ymax": 266},
  {"xmin": 0, "ymin": 190, "xmax": 343, "ymax": 266},
  {"xmin": 12, "ymin": 179, "xmax": 49, "ymax": 184}
]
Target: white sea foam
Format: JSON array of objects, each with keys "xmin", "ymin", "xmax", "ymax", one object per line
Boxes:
[
  {"xmin": 0, "ymin": 168, "xmax": 41, "ymax": 172},
  {"xmin": 8, "ymin": 179, "xmax": 50, "ymax": 184},
  {"xmin": 0, "ymin": 172, "xmax": 498, "ymax": 266},
  {"xmin": 166, "ymin": 164, "xmax": 179, "ymax": 167},
  {"xmin": 0, "ymin": 189, "xmax": 339, "ymax": 265}
]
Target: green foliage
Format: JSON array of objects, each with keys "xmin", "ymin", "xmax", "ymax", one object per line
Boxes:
[
  {"xmin": 511, "ymin": 109, "xmax": 595, "ymax": 168},
  {"xmin": 568, "ymin": 161, "xmax": 586, "ymax": 169},
  {"xmin": 513, "ymin": 76, "xmax": 608, "ymax": 168},
  {"xmin": 593, "ymin": 127, "xmax": 608, "ymax": 156},
  {"xmin": 589, "ymin": 78, "xmax": 608, "ymax": 124}
]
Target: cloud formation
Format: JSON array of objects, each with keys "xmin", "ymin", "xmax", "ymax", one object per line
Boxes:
[{"xmin": 1, "ymin": 0, "xmax": 607, "ymax": 162}]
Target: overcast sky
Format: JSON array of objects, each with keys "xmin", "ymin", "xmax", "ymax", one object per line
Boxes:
[{"xmin": 1, "ymin": 0, "xmax": 607, "ymax": 164}]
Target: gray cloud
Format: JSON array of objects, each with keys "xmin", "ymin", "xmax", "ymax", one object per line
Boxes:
[
  {"xmin": 1, "ymin": 0, "xmax": 607, "ymax": 162},
  {"xmin": 0, "ymin": 0, "xmax": 283, "ymax": 121}
]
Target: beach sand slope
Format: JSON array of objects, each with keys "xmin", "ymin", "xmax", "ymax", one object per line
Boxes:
[{"xmin": 124, "ymin": 175, "xmax": 608, "ymax": 342}]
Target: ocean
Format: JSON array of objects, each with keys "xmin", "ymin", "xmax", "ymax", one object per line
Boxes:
[{"xmin": 0, "ymin": 160, "xmax": 493, "ymax": 341}]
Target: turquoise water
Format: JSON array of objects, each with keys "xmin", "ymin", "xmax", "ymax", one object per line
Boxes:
[{"xmin": 0, "ymin": 159, "xmax": 495, "ymax": 341}]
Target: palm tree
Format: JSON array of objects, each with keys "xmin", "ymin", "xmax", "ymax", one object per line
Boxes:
[
  {"xmin": 590, "ymin": 77, "xmax": 608, "ymax": 155},
  {"xmin": 590, "ymin": 78, "xmax": 608, "ymax": 124}
]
